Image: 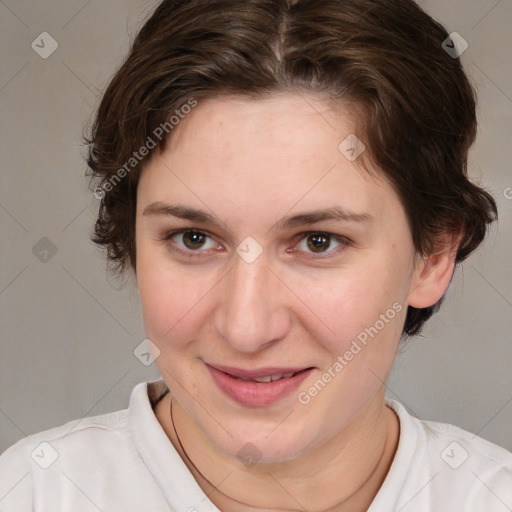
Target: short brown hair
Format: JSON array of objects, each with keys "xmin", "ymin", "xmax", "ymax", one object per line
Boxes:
[{"xmin": 86, "ymin": 0, "xmax": 497, "ymax": 336}]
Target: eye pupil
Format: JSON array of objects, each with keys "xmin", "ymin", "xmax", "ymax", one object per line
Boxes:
[
  {"xmin": 183, "ymin": 232, "xmax": 206, "ymax": 250},
  {"xmin": 307, "ymin": 234, "xmax": 329, "ymax": 252}
]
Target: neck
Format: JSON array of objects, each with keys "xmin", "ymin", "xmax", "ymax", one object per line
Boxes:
[{"xmin": 156, "ymin": 390, "xmax": 400, "ymax": 512}]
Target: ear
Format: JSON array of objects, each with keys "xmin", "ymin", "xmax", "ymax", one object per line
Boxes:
[{"xmin": 408, "ymin": 232, "xmax": 461, "ymax": 308}]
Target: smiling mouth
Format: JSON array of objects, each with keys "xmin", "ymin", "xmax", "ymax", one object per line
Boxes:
[
  {"xmin": 234, "ymin": 371, "xmax": 300, "ymax": 382},
  {"xmin": 206, "ymin": 363, "xmax": 313, "ymax": 381},
  {"xmin": 205, "ymin": 363, "xmax": 315, "ymax": 407},
  {"xmin": 226, "ymin": 369, "xmax": 311, "ymax": 383}
]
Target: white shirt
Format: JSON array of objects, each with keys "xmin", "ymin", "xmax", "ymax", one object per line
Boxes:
[{"xmin": 1, "ymin": 379, "xmax": 511, "ymax": 511}]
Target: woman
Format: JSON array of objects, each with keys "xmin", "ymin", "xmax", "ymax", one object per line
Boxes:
[{"xmin": 1, "ymin": 0, "xmax": 511, "ymax": 510}]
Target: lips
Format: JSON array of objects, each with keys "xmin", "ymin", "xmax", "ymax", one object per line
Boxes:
[
  {"xmin": 207, "ymin": 363, "xmax": 310, "ymax": 381},
  {"xmin": 206, "ymin": 363, "xmax": 314, "ymax": 407}
]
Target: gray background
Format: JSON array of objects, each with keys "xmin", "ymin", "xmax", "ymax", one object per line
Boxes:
[{"xmin": 0, "ymin": 0, "xmax": 511, "ymax": 454}]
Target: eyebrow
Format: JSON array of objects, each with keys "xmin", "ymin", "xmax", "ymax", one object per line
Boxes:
[{"xmin": 142, "ymin": 202, "xmax": 373, "ymax": 230}]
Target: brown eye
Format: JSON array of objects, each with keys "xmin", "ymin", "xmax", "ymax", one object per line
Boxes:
[
  {"xmin": 163, "ymin": 229, "xmax": 218, "ymax": 254},
  {"xmin": 181, "ymin": 231, "xmax": 207, "ymax": 250},
  {"xmin": 294, "ymin": 231, "xmax": 347, "ymax": 258},
  {"xmin": 306, "ymin": 234, "xmax": 331, "ymax": 253}
]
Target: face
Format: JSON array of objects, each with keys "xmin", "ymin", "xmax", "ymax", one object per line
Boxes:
[{"xmin": 135, "ymin": 93, "xmax": 418, "ymax": 463}]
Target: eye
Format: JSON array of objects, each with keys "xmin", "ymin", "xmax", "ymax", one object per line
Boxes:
[
  {"xmin": 162, "ymin": 229, "xmax": 220, "ymax": 256},
  {"xmin": 292, "ymin": 232, "xmax": 348, "ymax": 257}
]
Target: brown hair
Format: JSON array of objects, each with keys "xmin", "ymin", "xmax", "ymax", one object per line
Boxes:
[{"xmin": 86, "ymin": 0, "xmax": 497, "ymax": 336}]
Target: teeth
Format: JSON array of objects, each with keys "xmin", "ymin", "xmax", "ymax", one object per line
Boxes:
[
  {"xmin": 240, "ymin": 372, "xmax": 297, "ymax": 383},
  {"xmin": 254, "ymin": 375, "xmax": 273, "ymax": 383}
]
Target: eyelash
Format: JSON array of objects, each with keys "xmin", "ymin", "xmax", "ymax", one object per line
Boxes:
[{"xmin": 159, "ymin": 228, "xmax": 351, "ymax": 260}]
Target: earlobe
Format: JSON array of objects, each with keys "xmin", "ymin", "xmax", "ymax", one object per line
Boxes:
[{"xmin": 408, "ymin": 233, "xmax": 460, "ymax": 309}]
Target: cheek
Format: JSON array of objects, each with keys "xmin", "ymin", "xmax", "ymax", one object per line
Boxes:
[
  {"xmin": 136, "ymin": 247, "xmax": 214, "ymax": 347},
  {"xmin": 296, "ymin": 267, "xmax": 406, "ymax": 416},
  {"xmin": 304, "ymin": 259, "xmax": 408, "ymax": 345}
]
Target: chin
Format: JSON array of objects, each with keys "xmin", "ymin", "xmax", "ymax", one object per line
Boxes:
[{"xmin": 211, "ymin": 424, "xmax": 317, "ymax": 465}]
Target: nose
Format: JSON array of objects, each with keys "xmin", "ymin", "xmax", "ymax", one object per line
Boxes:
[{"xmin": 212, "ymin": 251, "xmax": 291, "ymax": 354}]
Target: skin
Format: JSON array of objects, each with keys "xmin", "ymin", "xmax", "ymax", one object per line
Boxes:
[{"xmin": 134, "ymin": 93, "xmax": 458, "ymax": 511}]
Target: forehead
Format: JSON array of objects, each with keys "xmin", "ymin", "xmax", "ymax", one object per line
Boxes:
[
  {"xmin": 169, "ymin": 93, "xmax": 361, "ymax": 161},
  {"xmin": 138, "ymin": 93, "xmax": 403, "ymax": 229}
]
